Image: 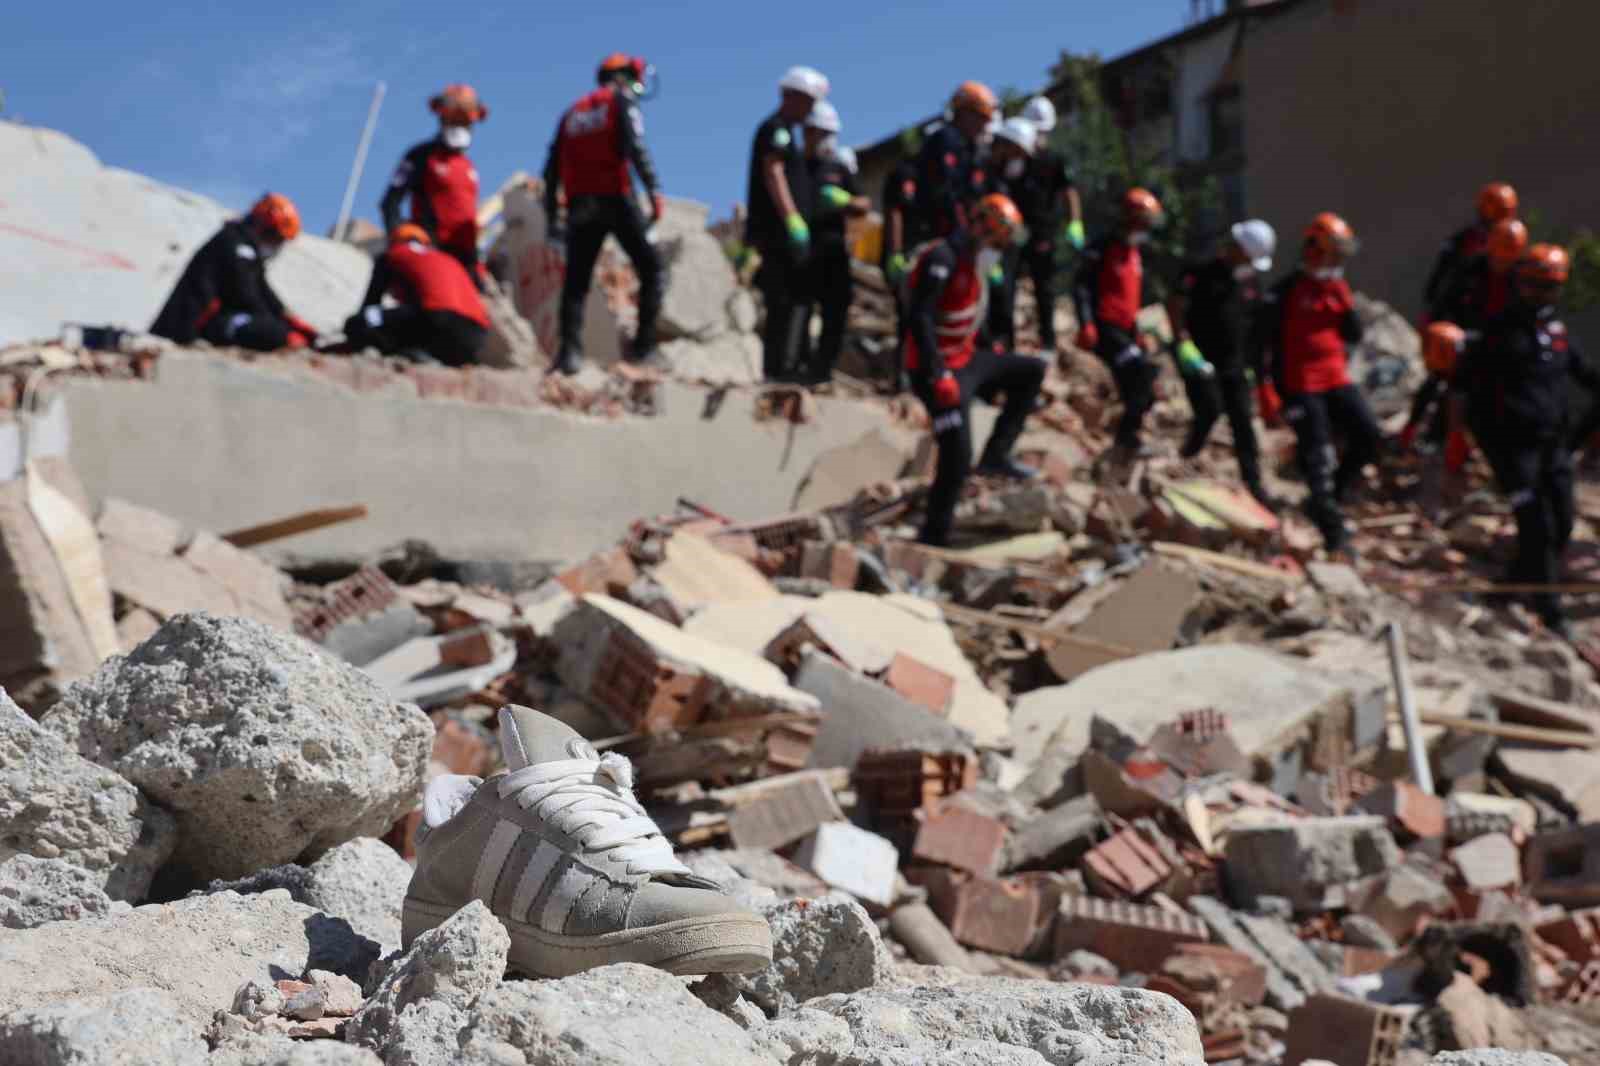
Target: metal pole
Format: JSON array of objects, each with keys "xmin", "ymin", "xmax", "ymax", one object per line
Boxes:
[
  {"xmin": 334, "ymin": 81, "xmax": 386, "ymax": 242},
  {"xmin": 1385, "ymin": 621, "xmax": 1435, "ymax": 795}
]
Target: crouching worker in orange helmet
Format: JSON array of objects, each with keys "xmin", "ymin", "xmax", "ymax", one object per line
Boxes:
[{"xmin": 341, "ymin": 224, "xmax": 490, "ymax": 367}]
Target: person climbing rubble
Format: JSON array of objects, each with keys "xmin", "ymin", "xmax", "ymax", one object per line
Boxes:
[
  {"xmin": 543, "ymin": 54, "xmax": 666, "ymax": 376},
  {"xmin": 996, "ymin": 96, "xmax": 1082, "ymax": 354},
  {"xmin": 1164, "ymin": 219, "xmax": 1278, "ymax": 508},
  {"xmin": 1450, "ymin": 243, "xmax": 1596, "ymax": 638},
  {"xmin": 913, "ymin": 81, "xmax": 997, "ymax": 242},
  {"xmin": 798, "ymin": 101, "xmax": 869, "ymax": 386},
  {"xmin": 381, "ymin": 84, "xmax": 489, "ymax": 284},
  {"xmin": 746, "ymin": 65, "xmax": 830, "ymax": 381},
  {"xmin": 1253, "ymin": 212, "xmax": 1381, "ymax": 556},
  {"xmin": 903, "ymin": 193, "xmax": 1045, "ymax": 546},
  {"xmin": 150, "ymin": 193, "xmax": 320, "ymax": 352},
  {"xmin": 1421, "ymin": 181, "xmax": 1519, "ymax": 327},
  {"xmin": 980, "ymin": 116, "xmax": 1037, "ymax": 352},
  {"xmin": 341, "ymin": 224, "xmax": 488, "ymax": 366}
]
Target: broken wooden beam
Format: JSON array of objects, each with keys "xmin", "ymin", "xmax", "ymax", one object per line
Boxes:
[{"xmin": 222, "ymin": 505, "xmax": 369, "ymax": 548}]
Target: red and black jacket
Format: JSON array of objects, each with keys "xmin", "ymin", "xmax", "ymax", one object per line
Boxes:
[
  {"xmin": 1455, "ymin": 304, "xmax": 1597, "ymax": 443},
  {"xmin": 1254, "ymin": 270, "xmax": 1364, "ymax": 394},
  {"xmin": 542, "ymin": 87, "xmax": 659, "ymax": 217},
  {"xmin": 902, "ymin": 235, "xmax": 984, "ymax": 376},
  {"xmin": 382, "ymin": 139, "xmax": 481, "ymax": 270},
  {"xmin": 1423, "ymin": 222, "xmax": 1491, "ymax": 322},
  {"xmin": 1073, "ymin": 235, "xmax": 1143, "ymax": 339},
  {"xmin": 361, "ymin": 239, "xmax": 490, "ymax": 328},
  {"xmin": 913, "ymin": 124, "xmax": 983, "ymax": 240},
  {"xmin": 150, "ymin": 220, "xmax": 288, "ymax": 344}
]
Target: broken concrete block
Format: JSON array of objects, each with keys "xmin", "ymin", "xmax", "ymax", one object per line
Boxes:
[
  {"xmin": 555, "ymin": 547, "xmax": 639, "ymax": 599},
  {"xmin": 764, "ymin": 611, "xmax": 891, "ymax": 677},
  {"xmin": 181, "ymin": 530, "xmax": 293, "ymax": 631},
  {"xmin": 910, "ymin": 797, "xmax": 1008, "ymax": 876},
  {"xmin": 1189, "ymin": 895, "xmax": 1339, "ymax": 1011},
  {"xmin": 649, "ymin": 532, "xmax": 779, "ymax": 615},
  {"xmin": 1043, "ymin": 563, "xmax": 1200, "ymax": 682},
  {"xmin": 1306, "ymin": 561, "xmax": 1371, "ymax": 600},
  {"xmin": 1360, "ymin": 861, "xmax": 1455, "ymax": 942},
  {"xmin": 1000, "ymin": 794, "xmax": 1102, "ymax": 873},
  {"xmin": 853, "ymin": 749, "xmax": 976, "ymax": 845},
  {"xmin": 1282, "ymin": 994, "xmax": 1409, "ymax": 1066},
  {"xmin": 1355, "ymin": 780, "xmax": 1446, "ymax": 844},
  {"xmin": 1524, "ymin": 823, "xmax": 1600, "ymax": 907},
  {"xmin": 0, "ymin": 987, "xmax": 208, "ymax": 1066},
  {"xmin": 793, "ymin": 822, "xmax": 898, "ymax": 907},
  {"xmin": 1055, "ymin": 895, "xmax": 1209, "ymax": 974},
  {"xmin": 882, "ymin": 652, "xmax": 955, "ymax": 715},
  {"xmin": 1223, "ymin": 817, "xmax": 1401, "ymax": 912},
  {"xmin": 797, "ymin": 651, "xmax": 971, "ymax": 772},
  {"xmin": 295, "ymin": 566, "xmax": 430, "ymax": 668},
  {"xmin": 1495, "ymin": 745, "xmax": 1600, "ymax": 823},
  {"xmin": 725, "ymin": 771, "xmax": 844, "ymax": 851},
  {"xmin": 923, "ymin": 870, "xmax": 1067, "ymax": 958},
  {"xmin": 1084, "ymin": 827, "xmax": 1172, "ymax": 900},
  {"xmin": 390, "ymin": 630, "xmax": 517, "ymax": 709},
  {"xmin": 791, "ymin": 428, "xmax": 913, "ymax": 513},
  {"xmin": 96, "ymin": 496, "xmax": 186, "ymax": 556},
  {"xmin": 1449, "ymin": 832, "xmax": 1521, "ymax": 893},
  {"xmin": 798, "ymin": 540, "xmax": 861, "ymax": 590}
]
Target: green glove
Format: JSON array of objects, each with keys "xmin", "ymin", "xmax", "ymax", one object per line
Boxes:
[
  {"xmin": 987, "ymin": 262, "xmax": 1006, "ymax": 287},
  {"xmin": 1176, "ymin": 338, "xmax": 1214, "ymax": 378},
  {"xmin": 785, "ymin": 212, "xmax": 810, "ymax": 251},
  {"xmin": 819, "ymin": 185, "xmax": 851, "ymax": 212},
  {"xmin": 1065, "ymin": 219, "xmax": 1086, "ymax": 250},
  {"xmin": 886, "ymin": 252, "xmax": 908, "ymax": 285}
]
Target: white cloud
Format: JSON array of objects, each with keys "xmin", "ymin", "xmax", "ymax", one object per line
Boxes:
[{"xmin": 204, "ymin": 33, "xmax": 377, "ymax": 164}]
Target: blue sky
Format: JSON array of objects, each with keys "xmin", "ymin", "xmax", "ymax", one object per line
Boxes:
[{"xmin": 7, "ymin": 1, "xmax": 1186, "ymax": 232}]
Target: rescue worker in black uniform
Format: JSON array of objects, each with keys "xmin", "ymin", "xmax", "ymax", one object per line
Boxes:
[
  {"xmin": 879, "ymin": 137, "xmax": 920, "ymax": 391},
  {"xmin": 1450, "ymin": 244, "xmax": 1596, "ymax": 638},
  {"xmin": 381, "ymin": 85, "xmax": 488, "ymax": 282},
  {"xmin": 980, "ymin": 116, "xmax": 1038, "ymax": 351},
  {"xmin": 1165, "ymin": 219, "xmax": 1278, "ymax": 506},
  {"xmin": 343, "ymin": 223, "xmax": 489, "ymax": 366},
  {"xmin": 151, "ymin": 193, "xmax": 319, "ymax": 351},
  {"xmin": 543, "ymin": 54, "xmax": 666, "ymax": 374},
  {"xmin": 904, "ymin": 194, "xmax": 1046, "ymax": 546},
  {"xmin": 799, "ymin": 102, "xmax": 869, "ymax": 385},
  {"xmin": 1422, "ymin": 182, "xmax": 1519, "ymax": 327},
  {"xmin": 914, "ymin": 81, "xmax": 996, "ymax": 240},
  {"xmin": 746, "ymin": 66, "xmax": 830, "ymax": 381},
  {"xmin": 1003, "ymin": 96, "xmax": 1083, "ymax": 353}
]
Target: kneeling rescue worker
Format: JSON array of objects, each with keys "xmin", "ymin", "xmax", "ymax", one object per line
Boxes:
[
  {"xmin": 543, "ymin": 54, "xmax": 666, "ymax": 375},
  {"xmin": 382, "ymin": 85, "xmax": 489, "ymax": 282},
  {"xmin": 1254, "ymin": 213, "xmax": 1380, "ymax": 555},
  {"xmin": 1450, "ymin": 244, "xmax": 1595, "ymax": 638},
  {"xmin": 904, "ymin": 193, "xmax": 1046, "ymax": 547},
  {"xmin": 151, "ymin": 193, "xmax": 320, "ymax": 351},
  {"xmin": 344, "ymin": 224, "xmax": 489, "ymax": 367}
]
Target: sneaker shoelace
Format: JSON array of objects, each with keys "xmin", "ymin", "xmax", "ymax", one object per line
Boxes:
[{"xmin": 496, "ymin": 752, "xmax": 689, "ymax": 878}]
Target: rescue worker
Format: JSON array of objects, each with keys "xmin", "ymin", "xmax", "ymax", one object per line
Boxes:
[
  {"xmin": 879, "ymin": 135, "xmax": 920, "ymax": 390},
  {"xmin": 381, "ymin": 85, "xmax": 488, "ymax": 282},
  {"xmin": 981, "ymin": 117, "xmax": 1037, "ymax": 351},
  {"xmin": 1399, "ymin": 218, "xmax": 1528, "ymax": 449},
  {"xmin": 746, "ymin": 66, "xmax": 830, "ymax": 380},
  {"xmin": 1253, "ymin": 213, "xmax": 1381, "ymax": 555},
  {"xmin": 1072, "ymin": 188, "xmax": 1166, "ymax": 466},
  {"xmin": 1164, "ymin": 220, "xmax": 1278, "ymax": 506},
  {"xmin": 904, "ymin": 193, "xmax": 1045, "ymax": 547},
  {"xmin": 151, "ymin": 193, "xmax": 319, "ymax": 351},
  {"xmin": 1005, "ymin": 96, "xmax": 1084, "ymax": 353},
  {"xmin": 914, "ymin": 82, "xmax": 997, "ymax": 240},
  {"xmin": 543, "ymin": 54, "xmax": 666, "ymax": 375},
  {"xmin": 800, "ymin": 102, "xmax": 869, "ymax": 385},
  {"xmin": 1449, "ymin": 245, "xmax": 1595, "ymax": 637},
  {"xmin": 1421, "ymin": 182, "xmax": 1518, "ymax": 325},
  {"xmin": 343, "ymin": 224, "xmax": 489, "ymax": 366}
]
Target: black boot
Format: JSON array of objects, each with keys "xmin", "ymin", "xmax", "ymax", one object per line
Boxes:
[
  {"xmin": 1245, "ymin": 478, "xmax": 1282, "ymax": 512},
  {"xmin": 1179, "ymin": 421, "xmax": 1209, "ymax": 459},
  {"xmin": 553, "ymin": 345, "xmax": 582, "ymax": 376}
]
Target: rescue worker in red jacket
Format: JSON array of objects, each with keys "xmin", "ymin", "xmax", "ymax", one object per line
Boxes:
[
  {"xmin": 543, "ymin": 54, "xmax": 666, "ymax": 375},
  {"xmin": 904, "ymin": 193, "xmax": 1046, "ymax": 546},
  {"xmin": 382, "ymin": 85, "xmax": 488, "ymax": 283},
  {"xmin": 1253, "ymin": 213, "xmax": 1380, "ymax": 554},
  {"xmin": 1449, "ymin": 245, "xmax": 1597, "ymax": 638},
  {"xmin": 343, "ymin": 224, "xmax": 489, "ymax": 366},
  {"xmin": 151, "ymin": 193, "xmax": 319, "ymax": 351},
  {"xmin": 1422, "ymin": 182, "xmax": 1518, "ymax": 325},
  {"xmin": 1072, "ymin": 188, "xmax": 1165, "ymax": 465}
]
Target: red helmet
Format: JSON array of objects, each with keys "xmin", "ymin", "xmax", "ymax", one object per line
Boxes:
[
  {"xmin": 1486, "ymin": 219, "xmax": 1529, "ymax": 270},
  {"xmin": 248, "ymin": 193, "xmax": 301, "ymax": 242},
  {"xmin": 972, "ymin": 193, "xmax": 1023, "ymax": 246},
  {"xmin": 598, "ymin": 53, "xmax": 647, "ymax": 82},
  {"xmin": 430, "ymin": 84, "xmax": 488, "ymax": 124},
  {"xmin": 1422, "ymin": 321, "xmax": 1466, "ymax": 376},
  {"xmin": 390, "ymin": 223, "xmax": 432, "ymax": 246},
  {"xmin": 1303, "ymin": 212, "xmax": 1358, "ymax": 268},
  {"xmin": 1519, "ymin": 243, "xmax": 1571, "ymax": 286},
  {"xmin": 1122, "ymin": 187, "xmax": 1164, "ymax": 230},
  {"xmin": 949, "ymin": 80, "xmax": 998, "ymax": 119},
  {"xmin": 1477, "ymin": 182, "xmax": 1518, "ymax": 224}
]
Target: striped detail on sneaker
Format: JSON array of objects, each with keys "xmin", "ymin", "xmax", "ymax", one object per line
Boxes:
[
  {"xmin": 509, "ymin": 839, "xmax": 564, "ymax": 924},
  {"xmin": 472, "ymin": 819, "xmax": 522, "ymax": 905}
]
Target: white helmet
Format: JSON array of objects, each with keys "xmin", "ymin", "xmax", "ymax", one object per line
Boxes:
[
  {"xmin": 832, "ymin": 145, "xmax": 859, "ymax": 174},
  {"xmin": 805, "ymin": 100, "xmax": 841, "ymax": 133},
  {"xmin": 994, "ymin": 117, "xmax": 1037, "ymax": 156},
  {"xmin": 1022, "ymin": 96, "xmax": 1057, "ymax": 133},
  {"xmin": 1231, "ymin": 219, "xmax": 1277, "ymax": 272},
  {"xmin": 778, "ymin": 66, "xmax": 830, "ymax": 100}
]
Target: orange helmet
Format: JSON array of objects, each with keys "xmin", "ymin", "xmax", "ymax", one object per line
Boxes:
[
  {"xmin": 391, "ymin": 223, "xmax": 432, "ymax": 246},
  {"xmin": 598, "ymin": 53, "xmax": 647, "ymax": 82},
  {"xmin": 430, "ymin": 84, "xmax": 488, "ymax": 124},
  {"xmin": 1122, "ymin": 187, "xmax": 1164, "ymax": 230},
  {"xmin": 949, "ymin": 81, "xmax": 998, "ymax": 119},
  {"xmin": 1423, "ymin": 321, "xmax": 1466, "ymax": 376},
  {"xmin": 1485, "ymin": 218, "xmax": 1529, "ymax": 270},
  {"xmin": 1477, "ymin": 182, "xmax": 1518, "ymax": 224},
  {"xmin": 971, "ymin": 193, "xmax": 1023, "ymax": 246},
  {"xmin": 1303, "ymin": 212, "xmax": 1358, "ymax": 267},
  {"xmin": 1519, "ymin": 243, "xmax": 1571, "ymax": 286},
  {"xmin": 248, "ymin": 193, "xmax": 301, "ymax": 242}
]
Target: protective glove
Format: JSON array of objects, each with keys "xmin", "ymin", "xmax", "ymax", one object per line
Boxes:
[
  {"xmin": 987, "ymin": 261, "xmax": 1006, "ymax": 287},
  {"xmin": 1256, "ymin": 380, "xmax": 1284, "ymax": 427},
  {"xmin": 1444, "ymin": 428, "xmax": 1472, "ymax": 472},
  {"xmin": 1175, "ymin": 338, "xmax": 1214, "ymax": 378},
  {"xmin": 819, "ymin": 185, "xmax": 852, "ymax": 212},
  {"xmin": 1075, "ymin": 322, "xmax": 1099, "ymax": 351},
  {"xmin": 1397, "ymin": 422, "xmax": 1421, "ymax": 451},
  {"xmin": 885, "ymin": 252, "xmax": 908, "ymax": 285},
  {"xmin": 651, "ymin": 192, "xmax": 665, "ymax": 222},
  {"xmin": 286, "ymin": 314, "xmax": 318, "ymax": 341},
  {"xmin": 785, "ymin": 212, "xmax": 810, "ymax": 255},
  {"xmin": 1064, "ymin": 219, "xmax": 1086, "ymax": 251},
  {"xmin": 932, "ymin": 372, "xmax": 961, "ymax": 410},
  {"xmin": 285, "ymin": 330, "xmax": 311, "ymax": 350}
]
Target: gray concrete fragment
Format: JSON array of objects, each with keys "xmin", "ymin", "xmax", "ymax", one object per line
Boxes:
[
  {"xmin": 302, "ymin": 838, "xmax": 413, "ymax": 952},
  {"xmin": 0, "ymin": 853, "xmax": 114, "ymax": 929},
  {"xmin": 796, "ymin": 651, "xmax": 972, "ymax": 772},
  {"xmin": 0, "ymin": 987, "xmax": 208, "ymax": 1066},
  {"xmin": 1188, "ymin": 895, "xmax": 1338, "ymax": 1011},
  {"xmin": 1429, "ymin": 1054, "xmax": 1569, "ymax": 1066},
  {"xmin": 1223, "ymin": 817, "xmax": 1401, "ymax": 912},
  {"xmin": 1000, "ymin": 795, "xmax": 1102, "ymax": 873}
]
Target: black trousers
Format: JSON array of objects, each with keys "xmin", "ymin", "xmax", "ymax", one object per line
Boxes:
[
  {"xmin": 1180, "ymin": 362, "xmax": 1262, "ymax": 485},
  {"xmin": 560, "ymin": 195, "xmax": 662, "ymax": 356},
  {"xmin": 756, "ymin": 241, "xmax": 811, "ymax": 380},
  {"xmin": 987, "ymin": 240, "xmax": 1060, "ymax": 351},
  {"xmin": 808, "ymin": 239, "xmax": 853, "ymax": 381},
  {"xmin": 1406, "ymin": 374, "xmax": 1450, "ymax": 445},
  {"xmin": 202, "ymin": 311, "xmax": 290, "ymax": 352},
  {"xmin": 1282, "ymin": 384, "xmax": 1383, "ymax": 549},
  {"xmin": 1095, "ymin": 326, "xmax": 1157, "ymax": 449},
  {"xmin": 343, "ymin": 306, "xmax": 486, "ymax": 367},
  {"xmin": 1484, "ymin": 435, "xmax": 1575, "ymax": 623},
  {"xmin": 912, "ymin": 349, "xmax": 1047, "ymax": 546}
]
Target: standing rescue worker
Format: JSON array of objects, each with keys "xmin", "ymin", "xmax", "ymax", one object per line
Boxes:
[
  {"xmin": 904, "ymin": 193, "xmax": 1045, "ymax": 546},
  {"xmin": 1164, "ymin": 220, "xmax": 1278, "ymax": 506},
  {"xmin": 801, "ymin": 102, "xmax": 869, "ymax": 385},
  {"xmin": 382, "ymin": 85, "xmax": 488, "ymax": 282},
  {"xmin": 914, "ymin": 82, "xmax": 997, "ymax": 240},
  {"xmin": 981, "ymin": 117, "xmax": 1037, "ymax": 351},
  {"xmin": 151, "ymin": 193, "xmax": 319, "ymax": 351},
  {"xmin": 1005, "ymin": 96, "xmax": 1083, "ymax": 353},
  {"xmin": 879, "ymin": 136, "xmax": 920, "ymax": 390},
  {"xmin": 343, "ymin": 224, "xmax": 488, "ymax": 366},
  {"xmin": 543, "ymin": 54, "xmax": 666, "ymax": 374},
  {"xmin": 1422, "ymin": 182, "xmax": 1518, "ymax": 325},
  {"xmin": 1449, "ymin": 245, "xmax": 1595, "ymax": 638},
  {"xmin": 1254, "ymin": 213, "xmax": 1381, "ymax": 554},
  {"xmin": 746, "ymin": 66, "xmax": 830, "ymax": 381},
  {"xmin": 1073, "ymin": 188, "xmax": 1165, "ymax": 466}
]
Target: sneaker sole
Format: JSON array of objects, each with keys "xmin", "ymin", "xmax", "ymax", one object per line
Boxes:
[{"xmin": 402, "ymin": 895, "xmax": 773, "ymax": 979}]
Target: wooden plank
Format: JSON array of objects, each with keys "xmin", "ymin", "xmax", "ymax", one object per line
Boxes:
[
  {"xmin": 222, "ymin": 505, "xmax": 369, "ymax": 548},
  {"xmin": 1414, "ymin": 711, "xmax": 1600, "ymax": 750},
  {"xmin": 1152, "ymin": 541, "xmax": 1303, "ymax": 585}
]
